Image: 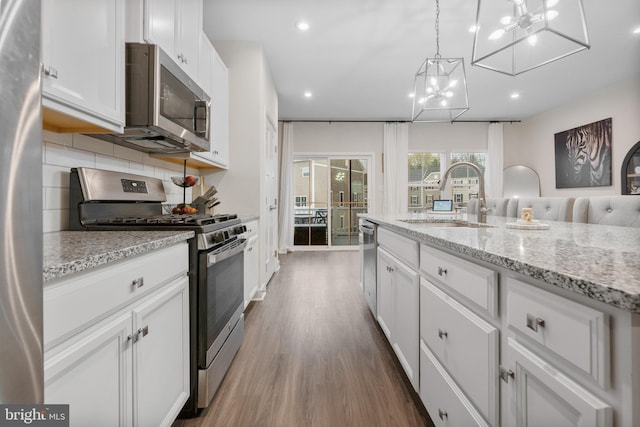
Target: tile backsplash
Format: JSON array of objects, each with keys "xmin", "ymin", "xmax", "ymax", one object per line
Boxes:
[{"xmin": 42, "ymin": 131, "xmax": 199, "ymax": 233}]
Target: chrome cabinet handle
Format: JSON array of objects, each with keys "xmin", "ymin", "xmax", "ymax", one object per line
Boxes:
[
  {"xmin": 438, "ymin": 329, "xmax": 448, "ymax": 339},
  {"xmin": 138, "ymin": 326, "xmax": 149, "ymax": 338},
  {"xmin": 131, "ymin": 277, "xmax": 144, "ymax": 288},
  {"xmin": 500, "ymin": 367, "xmax": 515, "ymax": 383},
  {"xmin": 438, "ymin": 409, "xmax": 448, "ymax": 420},
  {"xmin": 526, "ymin": 314, "xmax": 545, "ymax": 332},
  {"xmin": 438, "ymin": 266, "xmax": 447, "ymax": 276}
]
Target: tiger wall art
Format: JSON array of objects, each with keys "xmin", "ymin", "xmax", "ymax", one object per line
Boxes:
[{"xmin": 554, "ymin": 118, "xmax": 612, "ymax": 188}]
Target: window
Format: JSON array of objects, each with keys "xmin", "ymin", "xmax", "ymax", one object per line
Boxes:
[
  {"xmin": 408, "ymin": 151, "xmax": 486, "ymax": 212},
  {"xmin": 295, "ymin": 195, "xmax": 308, "ymax": 207},
  {"xmin": 408, "ymin": 152, "xmax": 442, "ymax": 211}
]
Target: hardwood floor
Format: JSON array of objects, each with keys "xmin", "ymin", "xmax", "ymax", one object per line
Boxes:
[{"xmin": 173, "ymin": 251, "xmax": 433, "ymax": 427}]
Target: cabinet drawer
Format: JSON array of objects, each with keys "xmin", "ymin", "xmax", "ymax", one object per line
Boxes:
[
  {"xmin": 420, "ymin": 341, "xmax": 490, "ymax": 427},
  {"xmin": 506, "ymin": 278, "xmax": 609, "ymax": 387},
  {"xmin": 420, "ymin": 279, "xmax": 499, "ymax": 426},
  {"xmin": 420, "ymin": 244, "xmax": 497, "ymax": 318},
  {"xmin": 378, "ymin": 227, "xmax": 418, "ymax": 269},
  {"xmin": 44, "ymin": 243, "xmax": 188, "ymax": 348}
]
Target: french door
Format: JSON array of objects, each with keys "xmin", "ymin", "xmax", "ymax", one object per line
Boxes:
[{"xmin": 293, "ymin": 156, "xmax": 369, "ymax": 248}]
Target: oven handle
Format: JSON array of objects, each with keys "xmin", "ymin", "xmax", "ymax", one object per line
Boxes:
[{"xmin": 207, "ymin": 239, "xmax": 247, "ymax": 266}]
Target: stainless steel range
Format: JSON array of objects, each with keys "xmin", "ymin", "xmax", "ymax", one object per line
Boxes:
[{"xmin": 69, "ymin": 167, "xmax": 246, "ymax": 416}]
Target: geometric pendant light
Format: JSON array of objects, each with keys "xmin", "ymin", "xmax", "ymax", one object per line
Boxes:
[
  {"xmin": 471, "ymin": 0, "xmax": 590, "ymax": 76},
  {"xmin": 412, "ymin": 0, "xmax": 469, "ymax": 122}
]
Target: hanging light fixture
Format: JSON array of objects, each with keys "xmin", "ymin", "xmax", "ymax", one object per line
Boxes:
[
  {"xmin": 412, "ymin": 0, "xmax": 469, "ymax": 123},
  {"xmin": 471, "ymin": 0, "xmax": 590, "ymax": 76}
]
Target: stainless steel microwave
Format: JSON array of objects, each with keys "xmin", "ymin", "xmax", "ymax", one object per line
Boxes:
[{"xmin": 91, "ymin": 43, "xmax": 210, "ymax": 154}]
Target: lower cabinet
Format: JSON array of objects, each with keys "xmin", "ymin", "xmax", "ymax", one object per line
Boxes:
[
  {"xmin": 505, "ymin": 338, "xmax": 612, "ymax": 427},
  {"xmin": 44, "ymin": 243, "xmax": 190, "ymax": 427},
  {"xmin": 45, "ymin": 277, "xmax": 189, "ymax": 427},
  {"xmin": 420, "ymin": 278, "xmax": 499, "ymax": 426},
  {"xmin": 420, "ymin": 341, "xmax": 490, "ymax": 427},
  {"xmin": 45, "ymin": 313, "xmax": 132, "ymax": 426},
  {"xmin": 377, "ymin": 246, "xmax": 419, "ymax": 390},
  {"xmin": 243, "ymin": 220, "xmax": 259, "ymax": 305}
]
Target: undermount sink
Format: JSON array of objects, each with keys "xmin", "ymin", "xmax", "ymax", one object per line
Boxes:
[{"xmin": 398, "ymin": 219, "xmax": 495, "ymax": 228}]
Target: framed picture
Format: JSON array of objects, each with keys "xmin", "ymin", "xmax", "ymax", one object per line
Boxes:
[{"xmin": 555, "ymin": 118, "xmax": 612, "ymax": 189}]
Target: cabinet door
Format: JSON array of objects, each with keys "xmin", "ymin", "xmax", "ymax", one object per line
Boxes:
[
  {"xmin": 45, "ymin": 313, "xmax": 132, "ymax": 427},
  {"xmin": 376, "ymin": 247, "xmax": 394, "ymax": 340},
  {"xmin": 392, "ymin": 257, "xmax": 419, "ymax": 390},
  {"xmin": 176, "ymin": 0, "xmax": 201, "ymax": 79},
  {"xmin": 198, "ymin": 32, "xmax": 213, "ymax": 97},
  {"xmin": 42, "ymin": 0, "xmax": 125, "ymax": 130},
  {"xmin": 210, "ymin": 48, "xmax": 229, "ymax": 167},
  {"xmin": 144, "ymin": 0, "xmax": 176, "ymax": 59},
  {"xmin": 133, "ymin": 278, "xmax": 189, "ymax": 427},
  {"xmin": 421, "ymin": 278, "xmax": 499, "ymax": 425},
  {"xmin": 244, "ymin": 234, "xmax": 259, "ymax": 304},
  {"xmin": 506, "ymin": 338, "xmax": 612, "ymax": 427}
]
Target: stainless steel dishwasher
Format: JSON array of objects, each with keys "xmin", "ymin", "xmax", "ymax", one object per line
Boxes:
[{"xmin": 359, "ymin": 219, "xmax": 377, "ymax": 317}]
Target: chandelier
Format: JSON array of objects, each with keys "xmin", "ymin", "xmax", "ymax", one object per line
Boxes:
[
  {"xmin": 412, "ymin": 0, "xmax": 469, "ymax": 123},
  {"xmin": 471, "ymin": 0, "xmax": 590, "ymax": 76}
]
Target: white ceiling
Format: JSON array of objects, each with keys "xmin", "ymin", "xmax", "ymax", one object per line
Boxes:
[{"xmin": 203, "ymin": 0, "xmax": 640, "ymax": 122}]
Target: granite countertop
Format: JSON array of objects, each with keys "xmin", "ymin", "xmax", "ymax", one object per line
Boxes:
[
  {"xmin": 363, "ymin": 214, "xmax": 640, "ymax": 313},
  {"xmin": 43, "ymin": 230, "xmax": 195, "ymax": 282}
]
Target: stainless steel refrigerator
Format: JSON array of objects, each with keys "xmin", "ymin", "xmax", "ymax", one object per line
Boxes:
[{"xmin": 0, "ymin": 0, "xmax": 43, "ymax": 403}]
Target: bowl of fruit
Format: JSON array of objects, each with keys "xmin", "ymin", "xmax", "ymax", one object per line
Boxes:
[
  {"xmin": 164, "ymin": 204, "xmax": 199, "ymax": 215},
  {"xmin": 171, "ymin": 175, "xmax": 199, "ymax": 187}
]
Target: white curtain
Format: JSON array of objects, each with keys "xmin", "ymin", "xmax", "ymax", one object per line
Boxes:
[
  {"xmin": 485, "ymin": 122, "xmax": 504, "ymax": 199},
  {"xmin": 278, "ymin": 122, "xmax": 294, "ymax": 253},
  {"xmin": 383, "ymin": 122, "xmax": 409, "ymax": 215}
]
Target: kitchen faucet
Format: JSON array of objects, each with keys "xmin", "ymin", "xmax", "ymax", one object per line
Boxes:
[{"xmin": 439, "ymin": 161, "xmax": 487, "ymax": 222}]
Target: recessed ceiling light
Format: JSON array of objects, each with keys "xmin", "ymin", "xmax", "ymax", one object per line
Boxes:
[
  {"xmin": 468, "ymin": 25, "xmax": 479, "ymax": 33},
  {"xmin": 297, "ymin": 21, "xmax": 310, "ymax": 31},
  {"xmin": 510, "ymin": 92, "xmax": 520, "ymax": 99},
  {"xmin": 304, "ymin": 91, "xmax": 312, "ymax": 98},
  {"xmin": 408, "ymin": 92, "xmax": 415, "ymax": 98},
  {"xmin": 633, "ymin": 26, "xmax": 640, "ymax": 35}
]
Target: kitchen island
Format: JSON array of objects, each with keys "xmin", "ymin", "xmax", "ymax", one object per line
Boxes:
[
  {"xmin": 42, "ymin": 230, "xmax": 193, "ymax": 427},
  {"xmin": 363, "ymin": 213, "xmax": 640, "ymax": 427}
]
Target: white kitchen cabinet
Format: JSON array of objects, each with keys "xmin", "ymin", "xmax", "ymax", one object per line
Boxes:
[
  {"xmin": 193, "ymin": 32, "xmax": 229, "ymax": 168},
  {"xmin": 506, "ymin": 278, "xmax": 609, "ymax": 387},
  {"xmin": 377, "ymin": 245, "xmax": 419, "ymax": 390},
  {"xmin": 45, "ymin": 313, "xmax": 133, "ymax": 426},
  {"xmin": 44, "ymin": 243, "xmax": 190, "ymax": 427},
  {"xmin": 243, "ymin": 220, "xmax": 259, "ymax": 305},
  {"xmin": 420, "ymin": 278, "xmax": 499, "ymax": 426},
  {"xmin": 133, "ymin": 279, "xmax": 190, "ymax": 427},
  {"xmin": 420, "ymin": 341, "xmax": 490, "ymax": 427},
  {"xmin": 505, "ymin": 337, "xmax": 612, "ymax": 427},
  {"xmin": 42, "ymin": 0, "xmax": 125, "ymax": 133},
  {"xmin": 142, "ymin": 0, "xmax": 201, "ymax": 82}
]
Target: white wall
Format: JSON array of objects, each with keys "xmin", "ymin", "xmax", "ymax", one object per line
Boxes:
[
  {"xmin": 42, "ymin": 131, "xmax": 198, "ymax": 233},
  {"xmin": 504, "ymin": 75, "xmax": 640, "ymax": 196},
  {"xmin": 204, "ymin": 41, "xmax": 279, "ymax": 217}
]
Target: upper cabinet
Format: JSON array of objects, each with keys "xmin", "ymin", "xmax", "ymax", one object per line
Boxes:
[
  {"xmin": 42, "ymin": 0, "xmax": 125, "ymax": 133},
  {"xmin": 141, "ymin": 0, "xmax": 201, "ymax": 83},
  {"xmin": 203, "ymin": 34, "xmax": 229, "ymax": 168}
]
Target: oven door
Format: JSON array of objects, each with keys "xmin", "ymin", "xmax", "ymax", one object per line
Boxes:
[{"xmin": 197, "ymin": 238, "xmax": 247, "ymax": 369}]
